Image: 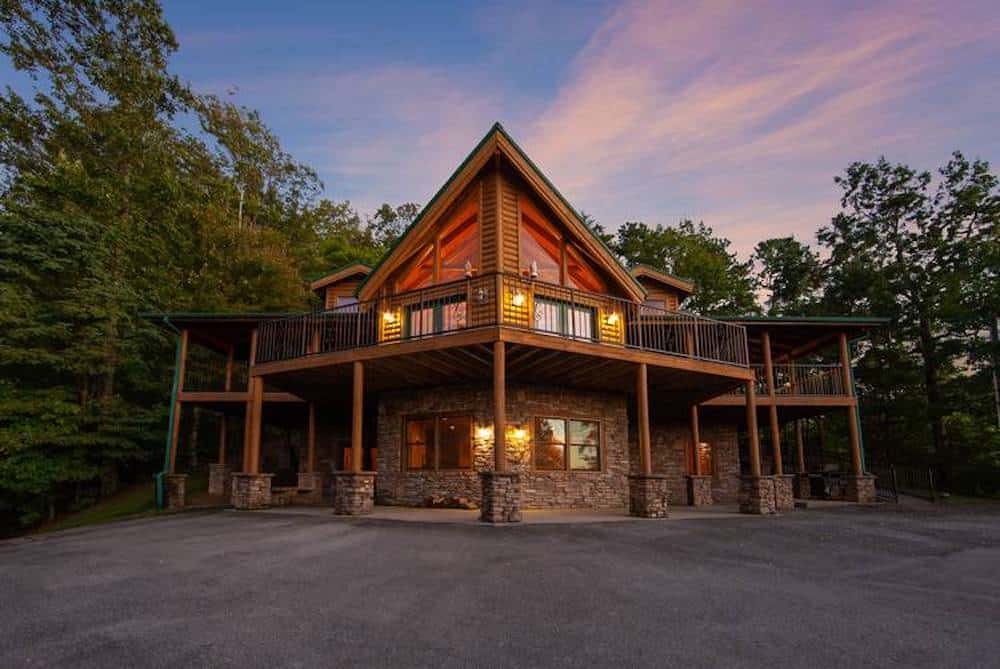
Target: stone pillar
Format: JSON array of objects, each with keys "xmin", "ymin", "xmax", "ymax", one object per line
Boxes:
[
  {"xmin": 628, "ymin": 474, "xmax": 669, "ymax": 518},
  {"xmin": 480, "ymin": 471, "xmax": 522, "ymax": 523},
  {"xmin": 333, "ymin": 472, "xmax": 375, "ymax": 515},
  {"xmin": 774, "ymin": 474, "xmax": 795, "ymax": 511},
  {"xmin": 739, "ymin": 475, "xmax": 776, "ymax": 515},
  {"xmin": 297, "ymin": 471, "xmax": 324, "ymax": 505},
  {"xmin": 231, "ymin": 473, "xmax": 273, "ymax": 510},
  {"xmin": 845, "ymin": 474, "xmax": 876, "ymax": 503},
  {"xmin": 208, "ymin": 463, "xmax": 233, "ymax": 496},
  {"xmin": 164, "ymin": 474, "xmax": 187, "ymax": 511},
  {"xmin": 686, "ymin": 475, "xmax": 713, "ymax": 507}
]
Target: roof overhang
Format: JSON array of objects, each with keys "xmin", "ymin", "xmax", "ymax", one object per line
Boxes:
[
  {"xmin": 308, "ymin": 263, "xmax": 372, "ymax": 294},
  {"xmin": 631, "ymin": 264, "xmax": 695, "ymax": 297}
]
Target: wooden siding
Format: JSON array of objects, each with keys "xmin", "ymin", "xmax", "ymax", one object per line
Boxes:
[
  {"xmin": 479, "ymin": 174, "xmax": 497, "ymax": 274},
  {"xmin": 500, "ymin": 172, "xmax": 520, "ymax": 274},
  {"xmin": 636, "ymin": 277, "xmax": 681, "ymax": 310}
]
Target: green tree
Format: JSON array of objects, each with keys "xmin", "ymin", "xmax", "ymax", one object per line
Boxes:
[
  {"xmin": 612, "ymin": 219, "xmax": 758, "ymax": 315},
  {"xmin": 752, "ymin": 236, "xmax": 824, "ymax": 315}
]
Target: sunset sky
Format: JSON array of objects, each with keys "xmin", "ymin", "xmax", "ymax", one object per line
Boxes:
[{"xmin": 164, "ymin": 0, "xmax": 998, "ymax": 256}]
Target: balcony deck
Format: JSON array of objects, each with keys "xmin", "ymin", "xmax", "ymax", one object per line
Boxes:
[{"xmin": 253, "ymin": 273, "xmax": 750, "ymax": 390}]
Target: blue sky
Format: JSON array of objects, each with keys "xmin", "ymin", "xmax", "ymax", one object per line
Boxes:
[{"xmin": 23, "ymin": 1, "xmax": 1000, "ymax": 257}]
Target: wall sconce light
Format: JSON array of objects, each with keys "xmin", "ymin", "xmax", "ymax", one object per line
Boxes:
[
  {"xmin": 382, "ymin": 311, "xmax": 397, "ymax": 323},
  {"xmin": 464, "ymin": 259, "xmax": 473, "ymax": 278},
  {"xmin": 476, "ymin": 287, "xmax": 489, "ymax": 305},
  {"xmin": 509, "ymin": 427, "xmax": 528, "ymax": 441},
  {"xmin": 529, "ymin": 260, "xmax": 538, "ymax": 279},
  {"xmin": 476, "ymin": 425, "xmax": 494, "ymax": 441},
  {"xmin": 605, "ymin": 312, "xmax": 620, "ymax": 326},
  {"xmin": 511, "ymin": 290, "xmax": 526, "ymax": 307}
]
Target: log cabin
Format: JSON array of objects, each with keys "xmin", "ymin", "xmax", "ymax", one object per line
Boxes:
[{"xmin": 146, "ymin": 123, "xmax": 884, "ymax": 521}]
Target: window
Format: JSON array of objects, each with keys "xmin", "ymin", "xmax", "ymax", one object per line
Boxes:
[
  {"xmin": 334, "ymin": 296, "xmax": 359, "ymax": 312},
  {"xmin": 642, "ymin": 299, "xmax": 665, "ymax": 313},
  {"xmin": 404, "ymin": 414, "xmax": 473, "ymax": 470},
  {"xmin": 405, "ymin": 296, "xmax": 467, "ymax": 338},
  {"xmin": 565, "ymin": 244, "xmax": 606, "ymax": 292},
  {"xmin": 534, "ymin": 297, "xmax": 595, "ymax": 340},
  {"xmin": 534, "ymin": 417, "xmax": 601, "ymax": 471},
  {"xmin": 519, "ymin": 203, "xmax": 562, "ymax": 284},
  {"xmin": 396, "ymin": 196, "xmax": 479, "ymax": 291}
]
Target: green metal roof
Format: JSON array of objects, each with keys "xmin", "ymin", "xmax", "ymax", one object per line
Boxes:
[
  {"xmin": 718, "ymin": 315, "xmax": 890, "ymax": 324},
  {"xmin": 139, "ymin": 311, "xmax": 302, "ymax": 321},
  {"xmin": 355, "ymin": 122, "xmax": 646, "ymax": 298},
  {"xmin": 306, "ymin": 261, "xmax": 372, "ymax": 284}
]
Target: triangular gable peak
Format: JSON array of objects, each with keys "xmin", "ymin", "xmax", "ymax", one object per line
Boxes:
[
  {"xmin": 631, "ymin": 265, "xmax": 695, "ymax": 311},
  {"xmin": 310, "ymin": 263, "xmax": 371, "ymax": 310},
  {"xmin": 357, "ymin": 123, "xmax": 645, "ymax": 302}
]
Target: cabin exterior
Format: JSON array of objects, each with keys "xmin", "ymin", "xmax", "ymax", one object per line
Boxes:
[{"xmin": 149, "ymin": 124, "xmax": 882, "ymax": 521}]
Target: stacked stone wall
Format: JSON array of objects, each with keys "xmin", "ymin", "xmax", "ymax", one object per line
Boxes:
[{"xmin": 376, "ymin": 384, "xmax": 629, "ymax": 510}]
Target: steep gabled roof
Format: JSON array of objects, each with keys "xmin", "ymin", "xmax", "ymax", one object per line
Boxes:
[
  {"xmin": 308, "ymin": 262, "xmax": 371, "ymax": 294},
  {"xmin": 356, "ymin": 123, "xmax": 646, "ymax": 302},
  {"xmin": 630, "ymin": 264, "xmax": 696, "ymax": 297}
]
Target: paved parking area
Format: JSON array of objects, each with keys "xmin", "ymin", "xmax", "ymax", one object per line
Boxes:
[{"xmin": 2, "ymin": 504, "xmax": 998, "ymax": 668}]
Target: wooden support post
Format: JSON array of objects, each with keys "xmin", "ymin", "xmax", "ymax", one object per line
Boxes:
[
  {"xmin": 690, "ymin": 404, "xmax": 701, "ymax": 476},
  {"xmin": 352, "ymin": 360, "xmax": 364, "ymax": 473},
  {"xmin": 795, "ymin": 420, "xmax": 806, "ymax": 474},
  {"xmin": 493, "ymin": 341, "xmax": 507, "ymax": 472},
  {"xmin": 745, "ymin": 379, "xmax": 762, "ymax": 477},
  {"xmin": 762, "ymin": 331, "xmax": 783, "ymax": 475},
  {"xmin": 217, "ymin": 415, "xmax": 227, "ymax": 466},
  {"xmin": 242, "ymin": 328, "xmax": 258, "ymax": 473},
  {"xmin": 637, "ymin": 362, "xmax": 652, "ymax": 476},
  {"xmin": 307, "ymin": 401, "xmax": 316, "ymax": 474},
  {"xmin": 246, "ymin": 377, "xmax": 263, "ymax": 474},
  {"xmin": 224, "ymin": 345, "xmax": 234, "ymax": 391},
  {"xmin": 839, "ymin": 332, "xmax": 863, "ymax": 475},
  {"xmin": 168, "ymin": 329, "xmax": 189, "ymax": 474}
]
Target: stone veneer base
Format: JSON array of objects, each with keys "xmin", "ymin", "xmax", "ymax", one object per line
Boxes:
[
  {"xmin": 208, "ymin": 463, "xmax": 233, "ymax": 497},
  {"xmin": 687, "ymin": 475, "xmax": 713, "ymax": 506},
  {"xmin": 739, "ymin": 476, "xmax": 776, "ymax": 515},
  {"xmin": 333, "ymin": 472, "xmax": 376, "ymax": 515},
  {"xmin": 479, "ymin": 471, "xmax": 522, "ymax": 523},
  {"xmin": 774, "ymin": 475, "xmax": 795, "ymax": 512},
  {"xmin": 629, "ymin": 474, "xmax": 669, "ymax": 518},
  {"xmin": 231, "ymin": 473, "xmax": 273, "ymax": 510},
  {"xmin": 164, "ymin": 474, "xmax": 187, "ymax": 511},
  {"xmin": 845, "ymin": 474, "xmax": 876, "ymax": 503}
]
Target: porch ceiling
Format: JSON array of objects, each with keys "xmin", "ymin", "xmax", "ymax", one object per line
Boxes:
[{"xmin": 261, "ymin": 340, "xmax": 745, "ymax": 403}]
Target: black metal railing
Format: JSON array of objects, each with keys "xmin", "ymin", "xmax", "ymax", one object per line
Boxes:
[
  {"xmin": 256, "ymin": 272, "xmax": 749, "ymax": 368},
  {"xmin": 725, "ymin": 363, "xmax": 848, "ymax": 396},
  {"xmin": 183, "ymin": 348, "xmax": 249, "ymax": 392}
]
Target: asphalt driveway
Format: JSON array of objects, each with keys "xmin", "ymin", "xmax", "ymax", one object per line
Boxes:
[{"xmin": 2, "ymin": 504, "xmax": 998, "ymax": 668}]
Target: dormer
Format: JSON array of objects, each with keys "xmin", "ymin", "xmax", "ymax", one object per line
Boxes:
[
  {"xmin": 310, "ymin": 263, "xmax": 372, "ymax": 310},
  {"xmin": 631, "ymin": 265, "xmax": 695, "ymax": 311}
]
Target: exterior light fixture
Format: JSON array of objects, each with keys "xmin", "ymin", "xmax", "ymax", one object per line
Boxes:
[
  {"xmin": 476, "ymin": 287, "xmax": 489, "ymax": 305},
  {"xmin": 383, "ymin": 311, "xmax": 397, "ymax": 323},
  {"xmin": 511, "ymin": 427, "xmax": 528, "ymax": 441},
  {"xmin": 512, "ymin": 290, "xmax": 526, "ymax": 307},
  {"xmin": 476, "ymin": 426, "xmax": 494, "ymax": 441},
  {"xmin": 606, "ymin": 312, "xmax": 620, "ymax": 326},
  {"xmin": 464, "ymin": 259, "xmax": 473, "ymax": 278},
  {"xmin": 530, "ymin": 260, "xmax": 539, "ymax": 279}
]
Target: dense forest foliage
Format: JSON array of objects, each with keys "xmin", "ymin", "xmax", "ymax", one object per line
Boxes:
[{"xmin": 1, "ymin": 1, "xmax": 997, "ymax": 533}]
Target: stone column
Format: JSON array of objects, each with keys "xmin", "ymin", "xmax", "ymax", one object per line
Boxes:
[
  {"xmin": 231, "ymin": 472, "xmax": 273, "ymax": 510},
  {"xmin": 839, "ymin": 332, "xmax": 874, "ymax": 502},
  {"xmin": 333, "ymin": 472, "xmax": 375, "ymax": 515},
  {"xmin": 164, "ymin": 474, "xmax": 187, "ymax": 510},
  {"xmin": 763, "ymin": 332, "xmax": 793, "ymax": 511},
  {"xmin": 740, "ymin": 378, "xmax": 776, "ymax": 514},
  {"xmin": 480, "ymin": 471, "xmax": 522, "ymax": 522},
  {"xmin": 629, "ymin": 363, "xmax": 669, "ymax": 518},
  {"xmin": 481, "ymin": 341, "xmax": 521, "ymax": 523},
  {"xmin": 297, "ymin": 471, "xmax": 324, "ymax": 505}
]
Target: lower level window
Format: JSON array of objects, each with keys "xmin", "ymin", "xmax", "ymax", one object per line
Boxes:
[
  {"xmin": 405, "ymin": 414, "xmax": 473, "ymax": 470},
  {"xmin": 534, "ymin": 417, "xmax": 601, "ymax": 471}
]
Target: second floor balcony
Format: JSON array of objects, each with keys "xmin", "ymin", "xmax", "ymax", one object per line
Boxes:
[{"xmin": 255, "ymin": 272, "xmax": 749, "ymax": 370}]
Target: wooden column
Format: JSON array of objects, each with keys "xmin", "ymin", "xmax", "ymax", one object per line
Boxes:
[
  {"xmin": 689, "ymin": 404, "xmax": 701, "ymax": 476},
  {"xmin": 762, "ymin": 331, "xmax": 783, "ymax": 475},
  {"xmin": 306, "ymin": 401, "xmax": 316, "ymax": 473},
  {"xmin": 218, "ymin": 345, "xmax": 234, "ymax": 465},
  {"xmin": 839, "ymin": 332, "xmax": 863, "ymax": 476},
  {"xmin": 352, "ymin": 360, "xmax": 364, "ymax": 473},
  {"xmin": 493, "ymin": 341, "xmax": 507, "ymax": 472},
  {"xmin": 745, "ymin": 379, "xmax": 762, "ymax": 477},
  {"xmin": 795, "ymin": 420, "xmax": 806, "ymax": 474},
  {"xmin": 168, "ymin": 329, "xmax": 189, "ymax": 474},
  {"xmin": 242, "ymin": 328, "xmax": 258, "ymax": 473},
  {"xmin": 246, "ymin": 377, "xmax": 263, "ymax": 474},
  {"xmin": 637, "ymin": 363, "xmax": 652, "ymax": 476}
]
